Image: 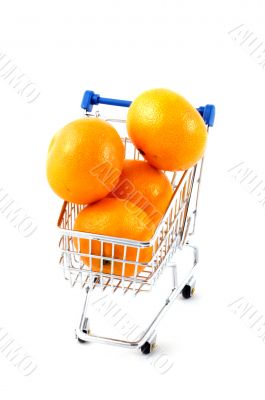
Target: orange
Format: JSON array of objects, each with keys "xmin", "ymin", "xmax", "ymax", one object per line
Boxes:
[
  {"xmin": 73, "ymin": 198, "xmax": 155, "ymax": 277},
  {"xmin": 127, "ymin": 88, "xmax": 207, "ymax": 171},
  {"xmin": 47, "ymin": 118, "xmax": 124, "ymax": 204},
  {"xmin": 110, "ymin": 159, "xmax": 173, "ymax": 226}
]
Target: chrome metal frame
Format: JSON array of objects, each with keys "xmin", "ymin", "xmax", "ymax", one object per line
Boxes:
[
  {"xmin": 76, "ymin": 244, "xmax": 198, "ymax": 349},
  {"xmin": 57, "ymin": 109, "xmax": 208, "ymax": 350}
]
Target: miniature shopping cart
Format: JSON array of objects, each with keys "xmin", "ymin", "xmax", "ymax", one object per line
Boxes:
[{"xmin": 57, "ymin": 90, "xmax": 215, "ymax": 354}]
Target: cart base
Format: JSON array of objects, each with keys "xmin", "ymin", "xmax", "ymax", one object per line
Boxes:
[{"xmin": 75, "ymin": 244, "xmax": 198, "ymax": 354}]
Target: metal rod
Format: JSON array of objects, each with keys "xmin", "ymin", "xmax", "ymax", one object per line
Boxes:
[
  {"xmin": 76, "ymin": 246, "xmax": 198, "ymax": 348},
  {"xmin": 79, "ymin": 286, "xmax": 91, "ymax": 332}
]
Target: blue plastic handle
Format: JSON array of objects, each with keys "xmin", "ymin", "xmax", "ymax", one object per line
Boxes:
[{"xmin": 81, "ymin": 90, "xmax": 215, "ymax": 127}]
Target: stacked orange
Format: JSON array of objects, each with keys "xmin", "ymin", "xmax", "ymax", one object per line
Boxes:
[{"xmin": 47, "ymin": 88, "xmax": 207, "ymax": 276}]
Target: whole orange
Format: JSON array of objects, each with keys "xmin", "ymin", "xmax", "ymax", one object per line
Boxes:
[
  {"xmin": 47, "ymin": 118, "xmax": 124, "ymax": 204},
  {"xmin": 127, "ymin": 88, "xmax": 207, "ymax": 171},
  {"xmin": 110, "ymin": 159, "xmax": 173, "ymax": 225},
  {"xmin": 73, "ymin": 198, "xmax": 155, "ymax": 277}
]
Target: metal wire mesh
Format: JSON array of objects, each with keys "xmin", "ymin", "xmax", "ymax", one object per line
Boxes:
[{"xmin": 57, "ymin": 129, "xmax": 197, "ymax": 293}]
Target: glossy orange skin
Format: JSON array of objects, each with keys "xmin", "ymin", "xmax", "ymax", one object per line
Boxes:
[
  {"xmin": 47, "ymin": 118, "xmax": 125, "ymax": 204},
  {"xmin": 110, "ymin": 159, "xmax": 173, "ymax": 226},
  {"xmin": 127, "ymin": 88, "xmax": 207, "ymax": 171},
  {"xmin": 73, "ymin": 198, "xmax": 155, "ymax": 277}
]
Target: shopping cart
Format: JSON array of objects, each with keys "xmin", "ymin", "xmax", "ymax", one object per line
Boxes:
[{"xmin": 57, "ymin": 90, "xmax": 215, "ymax": 354}]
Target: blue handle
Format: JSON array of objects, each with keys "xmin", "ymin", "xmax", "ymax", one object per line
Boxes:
[{"xmin": 81, "ymin": 90, "xmax": 215, "ymax": 127}]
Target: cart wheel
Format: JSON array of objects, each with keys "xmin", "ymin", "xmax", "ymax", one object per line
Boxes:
[
  {"xmin": 77, "ymin": 332, "xmax": 90, "ymax": 343},
  {"xmin": 140, "ymin": 335, "xmax": 157, "ymax": 355},
  {"xmin": 76, "ymin": 329, "xmax": 90, "ymax": 344},
  {"xmin": 140, "ymin": 341, "xmax": 152, "ymax": 355},
  {"xmin": 182, "ymin": 284, "xmax": 195, "ymax": 299},
  {"xmin": 77, "ymin": 338, "xmax": 87, "ymax": 344}
]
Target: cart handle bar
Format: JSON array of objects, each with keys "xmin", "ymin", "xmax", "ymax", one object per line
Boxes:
[{"xmin": 81, "ymin": 90, "xmax": 215, "ymax": 127}]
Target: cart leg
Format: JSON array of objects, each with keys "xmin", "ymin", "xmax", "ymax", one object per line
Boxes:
[
  {"xmin": 181, "ymin": 243, "xmax": 198, "ymax": 299},
  {"xmin": 139, "ymin": 266, "xmax": 181, "ymax": 354},
  {"xmin": 76, "ymin": 286, "xmax": 91, "ymax": 343},
  {"xmin": 170, "ymin": 261, "xmax": 178, "ymax": 290},
  {"xmin": 140, "ymin": 332, "xmax": 157, "ymax": 355}
]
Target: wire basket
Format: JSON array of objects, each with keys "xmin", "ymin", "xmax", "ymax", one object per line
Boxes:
[{"xmin": 58, "ymin": 129, "xmax": 197, "ymax": 294}]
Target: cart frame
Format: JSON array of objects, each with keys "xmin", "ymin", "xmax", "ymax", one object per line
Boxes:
[{"xmin": 57, "ymin": 91, "xmax": 215, "ymax": 353}]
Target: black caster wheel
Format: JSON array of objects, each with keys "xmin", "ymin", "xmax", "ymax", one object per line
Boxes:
[
  {"xmin": 140, "ymin": 336, "xmax": 157, "ymax": 355},
  {"xmin": 182, "ymin": 285, "xmax": 191, "ymax": 299},
  {"xmin": 76, "ymin": 329, "xmax": 90, "ymax": 343},
  {"xmin": 182, "ymin": 277, "xmax": 196, "ymax": 299},
  {"xmin": 182, "ymin": 284, "xmax": 195, "ymax": 299},
  {"xmin": 141, "ymin": 341, "xmax": 152, "ymax": 355},
  {"xmin": 77, "ymin": 338, "xmax": 87, "ymax": 344}
]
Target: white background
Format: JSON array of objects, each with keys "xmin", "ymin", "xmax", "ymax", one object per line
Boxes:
[{"xmin": 1, "ymin": 0, "xmax": 265, "ymax": 398}]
